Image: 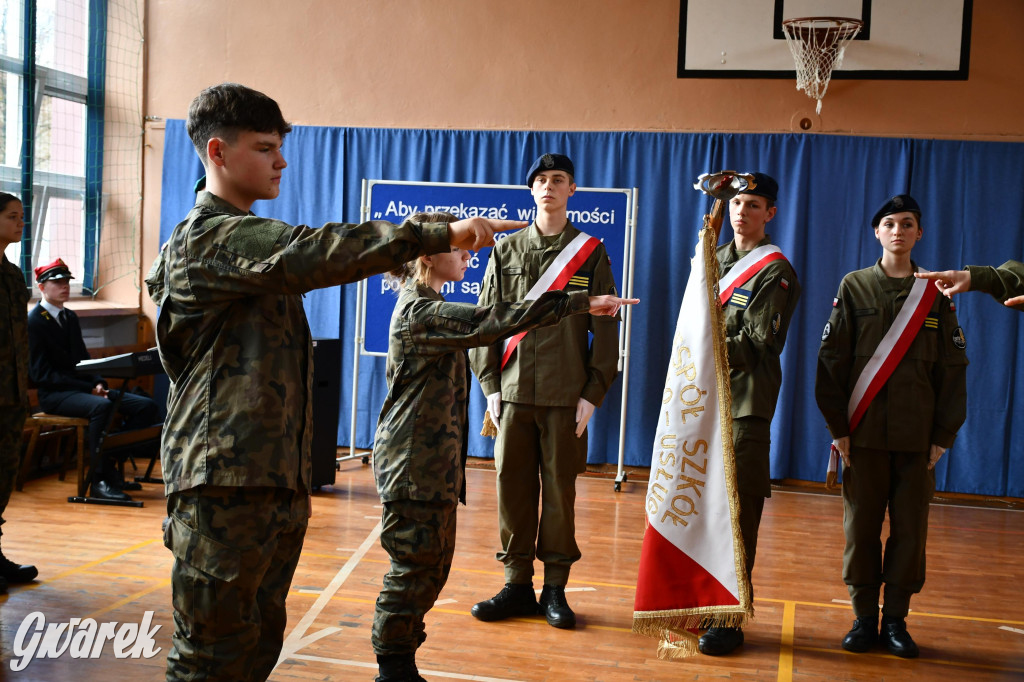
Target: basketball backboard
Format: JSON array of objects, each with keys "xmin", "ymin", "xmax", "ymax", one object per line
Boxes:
[{"xmin": 678, "ymin": 0, "xmax": 972, "ymax": 79}]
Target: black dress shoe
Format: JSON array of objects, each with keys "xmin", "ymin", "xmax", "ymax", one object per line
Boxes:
[
  {"xmin": 539, "ymin": 584, "xmax": 576, "ymax": 629},
  {"xmin": 91, "ymin": 480, "xmax": 132, "ymax": 501},
  {"xmin": 699, "ymin": 627, "xmax": 744, "ymax": 656},
  {"xmin": 470, "ymin": 583, "xmax": 539, "ymax": 621},
  {"xmin": 0, "ymin": 553, "xmax": 38, "ymax": 584},
  {"xmin": 841, "ymin": 616, "xmax": 878, "ymax": 652},
  {"xmin": 119, "ymin": 480, "xmax": 142, "ymax": 491},
  {"xmin": 880, "ymin": 616, "xmax": 919, "ymax": 658}
]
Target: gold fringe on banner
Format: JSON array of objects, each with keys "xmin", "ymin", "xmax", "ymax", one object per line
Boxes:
[
  {"xmin": 701, "ymin": 227, "xmax": 755, "ymax": 617},
  {"xmin": 480, "ymin": 411, "xmax": 498, "ymax": 438}
]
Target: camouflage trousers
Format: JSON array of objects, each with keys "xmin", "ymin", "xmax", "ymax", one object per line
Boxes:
[
  {"xmin": 0, "ymin": 405, "xmax": 27, "ymax": 536},
  {"xmin": 372, "ymin": 498, "xmax": 458, "ymax": 656},
  {"xmin": 165, "ymin": 485, "xmax": 309, "ymax": 681}
]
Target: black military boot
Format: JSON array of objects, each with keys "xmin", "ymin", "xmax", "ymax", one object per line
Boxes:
[
  {"xmin": 0, "ymin": 545, "xmax": 38, "ymax": 585},
  {"xmin": 470, "ymin": 583, "xmax": 539, "ymax": 621},
  {"xmin": 880, "ymin": 616, "xmax": 919, "ymax": 658},
  {"xmin": 841, "ymin": 616, "xmax": 878, "ymax": 653},
  {"xmin": 375, "ymin": 653, "xmax": 426, "ymax": 682},
  {"xmin": 698, "ymin": 627, "xmax": 744, "ymax": 656},
  {"xmin": 538, "ymin": 584, "xmax": 576, "ymax": 629}
]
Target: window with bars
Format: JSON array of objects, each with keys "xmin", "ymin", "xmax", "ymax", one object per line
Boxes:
[{"xmin": 1, "ymin": 0, "xmax": 97, "ymax": 293}]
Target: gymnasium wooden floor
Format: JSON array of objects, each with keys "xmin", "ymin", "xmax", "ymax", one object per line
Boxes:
[{"xmin": 1, "ymin": 458, "xmax": 1022, "ymax": 681}]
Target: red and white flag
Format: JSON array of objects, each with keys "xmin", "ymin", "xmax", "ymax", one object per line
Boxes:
[{"xmin": 632, "ymin": 227, "xmax": 752, "ymax": 658}]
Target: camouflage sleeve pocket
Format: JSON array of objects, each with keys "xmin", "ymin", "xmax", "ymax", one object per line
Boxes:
[
  {"xmin": 164, "ymin": 514, "xmax": 241, "ymax": 583},
  {"xmin": 428, "ymin": 313, "xmax": 474, "ymax": 336},
  {"xmin": 429, "ymin": 302, "xmax": 477, "ymax": 335}
]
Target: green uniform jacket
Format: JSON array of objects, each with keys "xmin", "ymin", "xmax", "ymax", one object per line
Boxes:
[
  {"xmin": 815, "ymin": 260, "xmax": 968, "ymax": 451},
  {"xmin": 0, "ymin": 256, "xmax": 29, "ymax": 408},
  {"xmin": 967, "ymin": 260, "xmax": 1024, "ymax": 310},
  {"xmin": 717, "ymin": 237, "xmax": 802, "ymax": 420},
  {"xmin": 469, "ymin": 221, "xmax": 619, "ymax": 408},
  {"xmin": 146, "ymin": 191, "xmax": 451, "ymax": 495},
  {"xmin": 373, "ymin": 281, "xmax": 591, "ymax": 505}
]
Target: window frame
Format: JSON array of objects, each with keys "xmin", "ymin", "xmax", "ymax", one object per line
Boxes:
[{"xmin": 0, "ymin": 0, "xmax": 105, "ymax": 293}]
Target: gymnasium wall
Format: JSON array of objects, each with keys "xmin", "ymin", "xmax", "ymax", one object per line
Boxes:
[{"xmin": 135, "ymin": 1, "xmax": 1024, "ymax": 494}]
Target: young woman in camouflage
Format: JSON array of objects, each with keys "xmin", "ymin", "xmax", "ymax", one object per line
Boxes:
[{"xmin": 370, "ymin": 211, "xmax": 636, "ymax": 682}]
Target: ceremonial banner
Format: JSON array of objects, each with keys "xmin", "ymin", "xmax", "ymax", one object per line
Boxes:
[{"xmin": 632, "ymin": 226, "xmax": 752, "ymax": 658}]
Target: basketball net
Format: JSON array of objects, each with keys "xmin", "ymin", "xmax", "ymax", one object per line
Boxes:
[{"xmin": 782, "ymin": 17, "xmax": 863, "ymax": 114}]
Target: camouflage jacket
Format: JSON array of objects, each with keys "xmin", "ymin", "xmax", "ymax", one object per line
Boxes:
[
  {"xmin": 717, "ymin": 236, "xmax": 802, "ymax": 421},
  {"xmin": 968, "ymin": 260, "xmax": 1024, "ymax": 310},
  {"xmin": 0, "ymin": 256, "xmax": 29, "ymax": 408},
  {"xmin": 374, "ymin": 279, "xmax": 590, "ymax": 504},
  {"xmin": 146, "ymin": 191, "xmax": 451, "ymax": 494},
  {"xmin": 469, "ymin": 221, "xmax": 619, "ymax": 408},
  {"xmin": 815, "ymin": 260, "xmax": 968, "ymax": 451}
]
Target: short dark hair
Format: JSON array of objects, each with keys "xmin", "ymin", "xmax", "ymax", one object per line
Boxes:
[
  {"xmin": 0, "ymin": 192, "xmax": 21, "ymax": 212},
  {"xmin": 186, "ymin": 83, "xmax": 292, "ymax": 157}
]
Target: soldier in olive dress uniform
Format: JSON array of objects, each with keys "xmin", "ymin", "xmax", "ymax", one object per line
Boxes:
[
  {"xmin": 469, "ymin": 154, "xmax": 622, "ymax": 630},
  {"xmin": 699, "ymin": 173, "xmax": 802, "ymax": 656},
  {"xmin": 816, "ymin": 195, "xmax": 967, "ymax": 659}
]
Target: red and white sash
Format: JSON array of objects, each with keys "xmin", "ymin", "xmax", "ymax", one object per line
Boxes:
[
  {"xmin": 500, "ymin": 232, "xmax": 600, "ymax": 368},
  {"xmin": 827, "ymin": 269, "xmax": 938, "ymax": 484},
  {"xmin": 718, "ymin": 245, "xmax": 787, "ymax": 305}
]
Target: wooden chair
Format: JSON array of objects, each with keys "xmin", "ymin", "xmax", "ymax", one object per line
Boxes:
[{"xmin": 18, "ymin": 405, "xmax": 89, "ymax": 492}]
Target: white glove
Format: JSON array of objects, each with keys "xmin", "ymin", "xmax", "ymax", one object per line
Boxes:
[
  {"xmin": 486, "ymin": 392, "xmax": 502, "ymax": 431},
  {"xmin": 928, "ymin": 444, "xmax": 946, "ymax": 470},
  {"xmin": 575, "ymin": 397, "xmax": 595, "ymax": 438}
]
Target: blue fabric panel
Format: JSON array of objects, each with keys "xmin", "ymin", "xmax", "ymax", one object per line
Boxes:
[{"xmin": 158, "ymin": 120, "xmax": 1024, "ymax": 497}]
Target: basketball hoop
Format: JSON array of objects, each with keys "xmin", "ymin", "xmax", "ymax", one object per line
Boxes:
[{"xmin": 782, "ymin": 16, "xmax": 863, "ymax": 114}]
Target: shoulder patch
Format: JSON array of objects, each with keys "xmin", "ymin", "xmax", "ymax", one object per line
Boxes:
[
  {"xmin": 821, "ymin": 321, "xmax": 832, "ymax": 341},
  {"xmin": 832, "ymin": 297, "xmax": 839, "ymax": 308},
  {"xmin": 771, "ymin": 311, "xmax": 782, "ymax": 335},
  {"xmin": 952, "ymin": 326, "xmax": 966, "ymax": 350},
  {"xmin": 780, "ymin": 278, "xmax": 789, "ymax": 290}
]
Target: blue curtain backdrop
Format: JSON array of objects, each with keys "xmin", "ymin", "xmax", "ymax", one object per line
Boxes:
[{"xmin": 159, "ymin": 121, "xmax": 1023, "ymax": 497}]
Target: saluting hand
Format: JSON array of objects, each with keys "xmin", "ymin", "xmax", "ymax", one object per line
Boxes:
[
  {"xmin": 448, "ymin": 218, "xmax": 527, "ymax": 251},
  {"xmin": 914, "ymin": 269, "xmax": 971, "ymax": 298},
  {"xmin": 1005, "ymin": 294, "xmax": 1024, "ymax": 307},
  {"xmin": 588, "ymin": 295, "xmax": 640, "ymax": 316}
]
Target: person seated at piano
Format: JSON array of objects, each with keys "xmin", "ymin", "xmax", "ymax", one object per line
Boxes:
[{"xmin": 27, "ymin": 259, "xmax": 160, "ymax": 501}]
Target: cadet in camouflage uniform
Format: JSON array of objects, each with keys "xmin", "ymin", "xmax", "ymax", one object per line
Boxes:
[
  {"xmin": 469, "ymin": 154, "xmax": 622, "ymax": 630},
  {"xmin": 146, "ymin": 84, "xmax": 522, "ymax": 682},
  {"xmin": 371, "ymin": 211, "xmax": 635, "ymax": 682},
  {"xmin": 816, "ymin": 195, "xmax": 967, "ymax": 659},
  {"xmin": 700, "ymin": 173, "xmax": 801, "ymax": 656},
  {"xmin": 0, "ymin": 193, "xmax": 39, "ymax": 594},
  {"xmin": 915, "ymin": 259, "xmax": 1024, "ymax": 310}
]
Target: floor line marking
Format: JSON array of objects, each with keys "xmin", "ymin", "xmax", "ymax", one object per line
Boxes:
[
  {"xmin": 286, "ymin": 653, "xmax": 522, "ymax": 681},
  {"xmin": 777, "ymin": 600, "xmax": 795, "ymax": 682},
  {"xmin": 275, "ymin": 520, "xmax": 382, "ymax": 670},
  {"xmin": 86, "ymin": 578, "xmax": 172, "ymax": 620}
]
